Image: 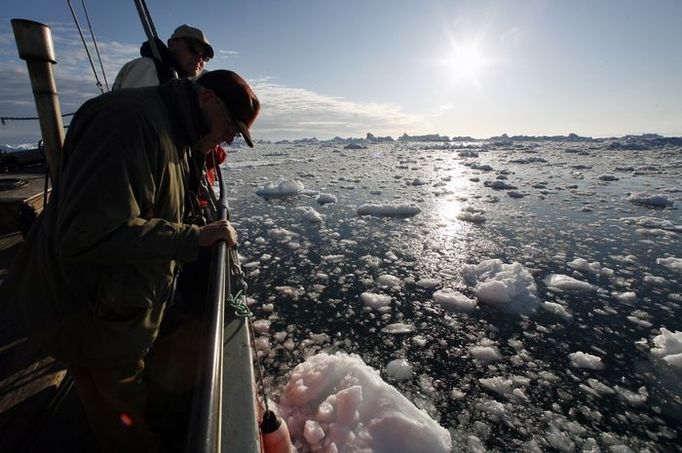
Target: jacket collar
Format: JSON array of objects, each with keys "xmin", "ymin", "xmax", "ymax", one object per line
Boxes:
[{"xmin": 158, "ymin": 80, "xmax": 210, "ymax": 151}]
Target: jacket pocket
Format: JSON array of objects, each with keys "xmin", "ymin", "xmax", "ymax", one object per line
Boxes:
[{"xmin": 94, "ymin": 264, "xmax": 173, "ymax": 321}]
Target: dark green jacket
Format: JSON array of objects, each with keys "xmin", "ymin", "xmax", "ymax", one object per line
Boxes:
[{"xmin": 6, "ymin": 80, "xmax": 206, "ymax": 367}]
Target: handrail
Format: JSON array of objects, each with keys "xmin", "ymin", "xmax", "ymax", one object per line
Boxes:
[
  {"xmin": 186, "ymin": 212, "xmax": 227, "ymax": 452},
  {"xmin": 186, "ymin": 159, "xmax": 261, "ymax": 452}
]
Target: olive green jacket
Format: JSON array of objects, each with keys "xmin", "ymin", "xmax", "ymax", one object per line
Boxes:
[{"xmin": 5, "ymin": 80, "xmax": 206, "ymax": 367}]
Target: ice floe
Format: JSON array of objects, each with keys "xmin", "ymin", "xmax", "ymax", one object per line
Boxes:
[
  {"xmin": 385, "ymin": 358, "xmax": 414, "ymax": 381},
  {"xmin": 657, "ymin": 257, "xmax": 682, "ymax": 272},
  {"xmin": 478, "ymin": 376, "xmax": 530, "ymax": 401},
  {"xmin": 627, "ymin": 192, "xmax": 673, "ymax": 208},
  {"xmin": 543, "ymin": 274, "xmax": 596, "ymax": 292},
  {"xmin": 360, "ymin": 292, "xmax": 392, "ymax": 310},
  {"xmin": 649, "ymin": 328, "xmax": 682, "ymax": 371},
  {"xmin": 456, "ymin": 206, "xmax": 486, "ymax": 224},
  {"xmin": 316, "ymin": 193, "xmax": 337, "ymax": 205},
  {"xmin": 432, "ymin": 288, "xmax": 477, "ymax": 312},
  {"xmin": 277, "ymin": 352, "xmax": 452, "ymax": 453},
  {"xmin": 542, "ymin": 301, "xmax": 573, "ymax": 320},
  {"xmin": 256, "ymin": 179, "xmax": 305, "ymax": 197},
  {"xmin": 470, "ymin": 345, "xmax": 503, "ymax": 362},
  {"xmin": 357, "ymin": 203, "xmax": 421, "ymax": 217},
  {"xmin": 568, "ymin": 258, "xmax": 614, "ymax": 277},
  {"xmin": 296, "ymin": 206, "xmax": 323, "ymax": 223},
  {"xmin": 463, "ymin": 259, "xmax": 539, "ymax": 314},
  {"xmin": 381, "ymin": 323, "xmax": 415, "ymax": 334},
  {"xmin": 376, "ymin": 274, "xmax": 402, "ymax": 288},
  {"xmin": 416, "ymin": 278, "xmax": 440, "ymax": 289},
  {"xmin": 621, "ymin": 216, "xmax": 682, "ymax": 232},
  {"xmin": 569, "ymin": 351, "xmax": 605, "ymax": 370}
]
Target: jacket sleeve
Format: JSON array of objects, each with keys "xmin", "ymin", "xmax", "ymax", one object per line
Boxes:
[
  {"xmin": 55, "ymin": 106, "xmax": 200, "ymax": 265},
  {"xmin": 112, "ymin": 58, "xmax": 160, "ymax": 90}
]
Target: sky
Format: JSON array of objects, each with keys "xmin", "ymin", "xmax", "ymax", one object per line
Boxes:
[{"xmin": 1, "ymin": 0, "xmax": 681, "ymax": 145}]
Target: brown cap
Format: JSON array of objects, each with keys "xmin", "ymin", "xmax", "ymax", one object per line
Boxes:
[
  {"xmin": 197, "ymin": 70, "xmax": 260, "ymax": 148},
  {"xmin": 170, "ymin": 24, "xmax": 214, "ymax": 59}
]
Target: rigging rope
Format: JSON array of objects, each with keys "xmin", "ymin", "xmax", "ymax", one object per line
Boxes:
[
  {"xmin": 66, "ymin": 0, "xmax": 105, "ymax": 93},
  {"xmin": 1, "ymin": 112, "xmax": 75, "ymax": 126},
  {"xmin": 80, "ymin": 0, "xmax": 109, "ymax": 91}
]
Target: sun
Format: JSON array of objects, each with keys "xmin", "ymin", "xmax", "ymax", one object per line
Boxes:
[{"xmin": 441, "ymin": 42, "xmax": 491, "ymax": 85}]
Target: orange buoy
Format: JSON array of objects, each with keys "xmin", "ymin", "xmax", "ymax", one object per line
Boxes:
[{"xmin": 261, "ymin": 410, "xmax": 294, "ymax": 453}]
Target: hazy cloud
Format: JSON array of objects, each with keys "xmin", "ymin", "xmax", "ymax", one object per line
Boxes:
[
  {"xmin": 250, "ymin": 78, "xmax": 428, "ymax": 140},
  {"xmin": 1, "ymin": 24, "xmax": 426, "ymax": 144}
]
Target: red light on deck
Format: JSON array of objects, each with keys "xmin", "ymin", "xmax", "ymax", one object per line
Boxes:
[{"xmin": 120, "ymin": 413, "xmax": 133, "ymax": 427}]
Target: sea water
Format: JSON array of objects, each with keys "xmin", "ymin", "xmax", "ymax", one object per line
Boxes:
[{"xmin": 221, "ymin": 139, "xmax": 681, "ymax": 452}]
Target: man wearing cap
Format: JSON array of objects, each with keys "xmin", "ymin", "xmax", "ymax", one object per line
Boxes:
[
  {"xmin": 112, "ymin": 24, "xmax": 214, "ymax": 90},
  {"xmin": 5, "ymin": 70, "xmax": 259, "ymax": 452},
  {"xmin": 113, "ymin": 24, "xmax": 227, "ymax": 223}
]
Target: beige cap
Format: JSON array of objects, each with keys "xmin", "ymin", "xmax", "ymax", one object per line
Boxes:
[{"xmin": 170, "ymin": 24, "xmax": 214, "ymax": 58}]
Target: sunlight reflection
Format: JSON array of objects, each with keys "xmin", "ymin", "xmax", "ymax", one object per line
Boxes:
[{"xmin": 432, "ymin": 166, "xmax": 474, "ymax": 238}]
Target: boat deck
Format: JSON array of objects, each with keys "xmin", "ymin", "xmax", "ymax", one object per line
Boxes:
[
  {"xmin": 0, "ymin": 229, "xmax": 209, "ymax": 452},
  {"xmin": 0, "ymin": 229, "xmax": 99, "ymax": 452}
]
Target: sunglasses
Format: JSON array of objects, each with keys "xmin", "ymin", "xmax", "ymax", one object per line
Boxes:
[
  {"xmin": 216, "ymin": 98, "xmax": 242, "ymax": 140},
  {"xmin": 183, "ymin": 38, "xmax": 211, "ymax": 62}
]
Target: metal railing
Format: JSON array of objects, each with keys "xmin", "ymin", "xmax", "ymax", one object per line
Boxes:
[{"xmin": 186, "ymin": 163, "xmax": 261, "ymax": 452}]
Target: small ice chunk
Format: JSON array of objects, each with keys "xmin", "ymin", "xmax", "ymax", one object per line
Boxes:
[
  {"xmin": 568, "ymin": 258, "xmax": 612, "ymax": 276},
  {"xmin": 301, "ymin": 207, "xmax": 323, "ymax": 223},
  {"xmin": 304, "ymin": 420, "xmax": 326, "ymax": 444},
  {"xmin": 316, "ymin": 193, "xmax": 337, "ymax": 205},
  {"xmin": 360, "ymin": 292, "xmax": 392, "ymax": 310},
  {"xmin": 433, "ymin": 288, "xmax": 477, "ymax": 312},
  {"xmin": 650, "ymin": 328, "xmax": 682, "ymax": 371},
  {"xmin": 416, "ymin": 278, "xmax": 440, "ymax": 289},
  {"xmin": 322, "ymin": 254, "xmax": 345, "ymax": 263},
  {"xmin": 657, "ymin": 257, "xmax": 682, "ymax": 272},
  {"xmin": 256, "ymin": 179, "xmax": 304, "ymax": 197},
  {"xmin": 614, "ymin": 386, "xmax": 648, "ymax": 406},
  {"xmin": 357, "ymin": 203, "xmax": 421, "ymax": 217},
  {"xmin": 385, "ymin": 359, "xmax": 414, "ymax": 381},
  {"xmin": 542, "ymin": 301, "xmax": 573, "ymax": 320},
  {"xmin": 463, "ymin": 260, "xmax": 538, "ymax": 314},
  {"xmin": 627, "ymin": 192, "xmax": 673, "ymax": 208},
  {"xmin": 479, "ymin": 376, "xmax": 528, "ymax": 400},
  {"xmin": 614, "ymin": 291, "xmax": 636, "ymax": 304},
  {"xmin": 586, "ymin": 378, "xmax": 615, "ymax": 395},
  {"xmin": 457, "ymin": 206, "xmax": 486, "ymax": 224},
  {"xmin": 470, "ymin": 346, "xmax": 502, "ymax": 362},
  {"xmin": 569, "ymin": 351, "xmax": 605, "ymax": 370},
  {"xmin": 381, "ymin": 323, "xmax": 415, "ymax": 334},
  {"xmin": 543, "ymin": 274, "xmax": 596, "ymax": 292},
  {"xmin": 252, "ymin": 319, "xmax": 271, "ymax": 335},
  {"xmin": 377, "ymin": 274, "xmax": 402, "ymax": 287}
]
